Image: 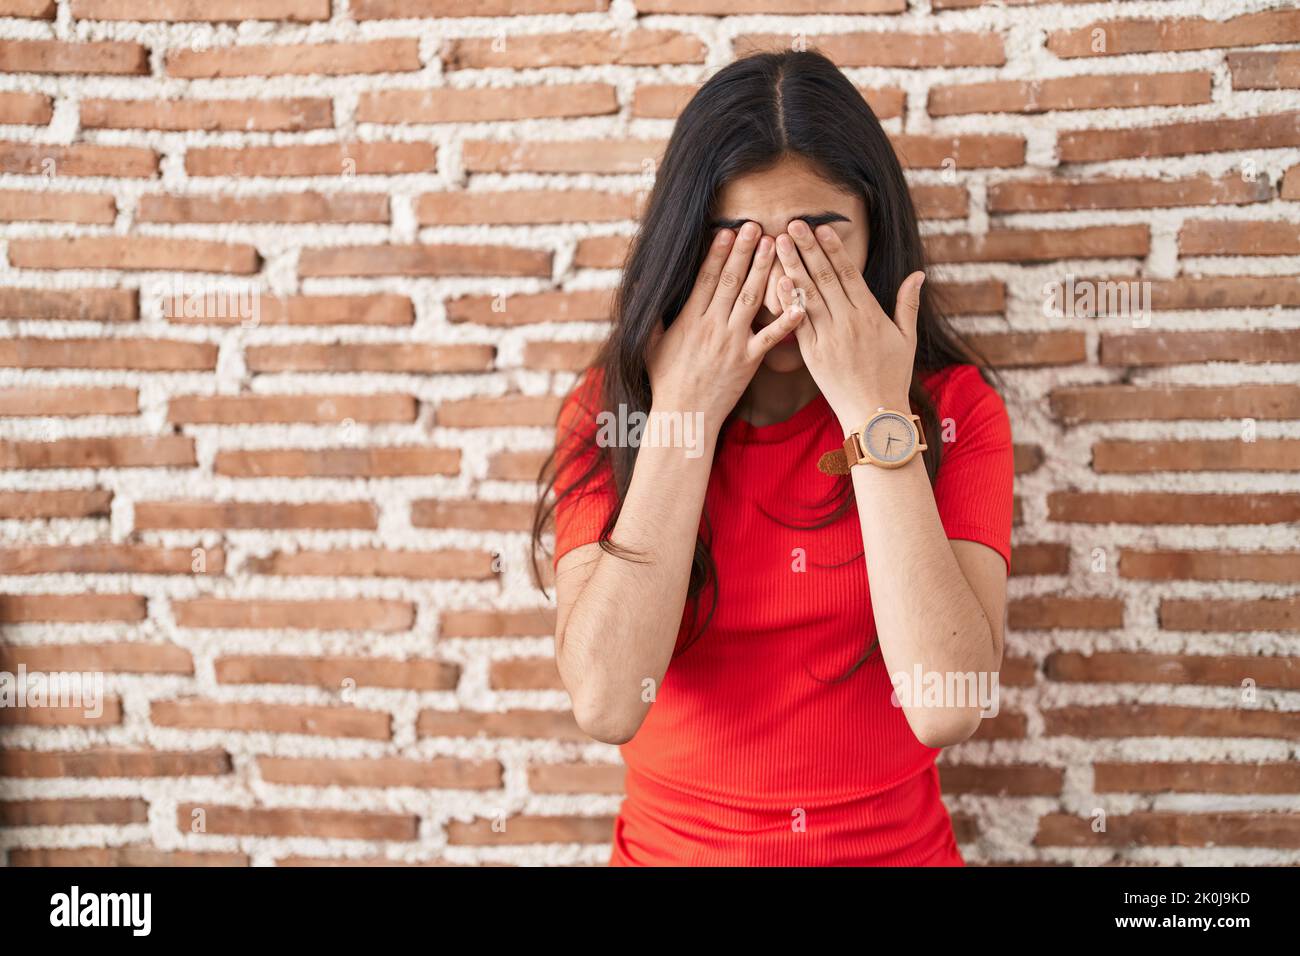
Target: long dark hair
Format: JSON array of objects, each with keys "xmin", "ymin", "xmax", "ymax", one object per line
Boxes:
[{"xmin": 531, "ymin": 48, "xmax": 1000, "ymax": 677}]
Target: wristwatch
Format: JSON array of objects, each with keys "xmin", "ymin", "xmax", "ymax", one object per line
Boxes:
[{"xmin": 817, "ymin": 407, "xmax": 927, "ymax": 475}]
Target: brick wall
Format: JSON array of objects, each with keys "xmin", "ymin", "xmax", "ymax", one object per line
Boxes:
[{"xmin": 0, "ymin": 0, "xmax": 1297, "ymax": 866}]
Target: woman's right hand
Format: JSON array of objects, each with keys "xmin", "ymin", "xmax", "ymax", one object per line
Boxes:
[{"xmin": 647, "ymin": 221, "xmax": 806, "ymax": 432}]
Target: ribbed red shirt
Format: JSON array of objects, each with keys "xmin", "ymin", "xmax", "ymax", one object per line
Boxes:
[{"xmin": 553, "ymin": 363, "xmax": 1014, "ymax": 866}]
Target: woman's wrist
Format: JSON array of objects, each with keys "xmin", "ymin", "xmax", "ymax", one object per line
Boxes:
[{"xmin": 835, "ymin": 392, "xmax": 911, "ymax": 438}]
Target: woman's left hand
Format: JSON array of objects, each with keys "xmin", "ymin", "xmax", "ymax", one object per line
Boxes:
[{"xmin": 774, "ymin": 220, "xmax": 923, "ymax": 436}]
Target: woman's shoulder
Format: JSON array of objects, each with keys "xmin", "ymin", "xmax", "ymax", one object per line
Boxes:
[
  {"xmin": 921, "ymin": 361, "xmax": 995, "ymax": 400},
  {"xmin": 919, "ymin": 363, "xmax": 1009, "ymax": 430}
]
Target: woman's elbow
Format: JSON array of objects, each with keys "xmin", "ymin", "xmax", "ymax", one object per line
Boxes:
[
  {"xmin": 908, "ymin": 707, "xmax": 983, "ymax": 749},
  {"xmin": 572, "ymin": 694, "xmax": 643, "ymax": 745}
]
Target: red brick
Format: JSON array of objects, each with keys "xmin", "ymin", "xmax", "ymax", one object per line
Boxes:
[
  {"xmin": 1008, "ymin": 596, "xmax": 1124, "ymax": 630},
  {"xmin": 927, "ymin": 225, "xmax": 1148, "ymax": 263},
  {"xmin": 1049, "ymin": 492, "xmax": 1300, "ymax": 525},
  {"xmin": 0, "ymin": 543, "xmax": 223, "ymax": 574},
  {"xmin": 1060, "ymin": 112, "xmax": 1300, "ymax": 163},
  {"xmin": 988, "ymin": 175, "xmax": 1270, "ymax": 213},
  {"xmin": 0, "ymin": 39, "xmax": 147, "ymax": 74},
  {"xmin": 0, "ymin": 287, "xmax": 137, "ymax": 322},
  {"xmin": 71, "ymin": 0, "xmax": 329, "ymax": 19},
  {"xmin": 1045, "ymin": 652, "xmax": 1299, "ymax": 689},
  {"xmin": 410, "ymin": 499, "xmax": 534, "ymax": 532},
  {"xmin": 244, "ymin": 548, "xmax": 494, "ymax": 580},
  {"xmin": 245, "ymin": 342, "xmax": 492, "ymax": 374},
  {"xmin": 165, "ymin": 293, "xmax": 410, "ymax": 325},
  {"xmin": 0, "ymin": 641, "xmax": 188, "ymax": 674},
  {"xmin": 1043, "ymin": 704, "xmax": 1299, "ymax": 740},
  {"xmin": 0, "ymin": 190, "xmax": 116, "ymax": 223},
  {"xmin": 1120, "ymin": 549, "xmax": 1300, "ymax": 583},
  {"xmin": 1095, "ymin": 762, "xmax": 1300, "ymax": 794},
  {"xmin": 445, "ymin": 30, "xmax": 705, "ymax": 70},
  {"xmin": 0, "ymin": 91, "xmax": 52, "ymax": 124},
  {"xmin": 355, "ymin": 0, "xmax": 607, "ymax": 14},
  {"xmin": 187, "ymin": 141, "xmax": 436, "ymax": 177},
  {"xmin": 417, "ymin": 708, "xmax": 587, "ymax": 741},
  {"xmin": 1, "ymin": 748, "xmax": 231, "ymax": 778},
  {"xmin": 463, "ymin": 139, "xmax": 665, "ymax": 175},
  {"xmin": 446, "ymin": 289, "xmax": 614, "ymax": 326},
  {"xmin": 9, "ymin": 237, "xmax": 257, "ymax": 273},
  {"xmin": 1048, "ymin": 10, "xmax": 1300, "ymax": 58},
  {"xmin": 214, "ymin": 446, "xmax": 460, "ymax": 478},
  {"xmin": 175, "ymin": 803, "xmax": 416, "ymax": 840},
  {"xmin": 930, "ymin": 71, "xmax": 1211, "ymax": 115},
  {"xmin": 1, "ymin": 798, "xmax": 147, "ymax": 826},
  {"xmin": 154, "ymin": 700, "xmax": 392, "ymax": 740},
  {"xmin": 10, "ymin": 846, "xmax": 246, "ymax": 866},
  {"xmin": 736, "ymin": 31, "xmax": 1004, "ymax": 67},
  {"xmin": 300, "ymin": 244, "xmax": 551, "ymax": 279},
  {"xmin": 1093, "ymin": 439, "xmax": 1300, "ymax": 473},
  {"xmin": 358, "ymin": 84, "xmax": 617, "ymax": 123},
  {"xmin": 141, "ymin": 192, "xmax": 388, "ymax": 225},
  {"xmin": 1101, "ymin": 330, "xmax": 1300, "ymax": 366},
  {"xmin": 1160, "ymin": 598, "xmax": 1300, "ymax": 633},
  {"xmin": 0, "ymin": 337, "xmax": 216, "ymax": 370},
  {"xmin": 1229, "ymin": 50, "xmax": 1300, "ymax": 90},
  {"xmin": 258, "ymin": 756, "xmax": 501, "ymax": 789},
  {"xmin": 0, "ymin": 489, "xmax": 112, "ymax": 519},
  {"xmin": 418, "ymin": 189, "xmax": 639, "ymax": 226},
  {"xmin": 1180, "ymin": 220, "xmax": 1300, "ymax": 256},
  {"xmin": 1050, "ymin": 383, "xmax": 1300, "ymax": 422},
  {"xmin": 166, "ymin": 39, "xmax": 421, "ymax": 78},
  {"xmin": 0, "ymin": 142, "xmax": 156, "ymax": 177},
  {"xmin": 1035, "ymin": 812, "xmax": 1300, "ymax": 848},
  {"xmin": 0, "ymin": 387, "xmax": 138, "ymax": 416},
  {"xmin": 446, "ymin": 814, "xmax": 614, "ymax": 845},
  {"xmin": 0, "ymin": 435, "xmax": 195, "ymax": 469},
  {"xmin": 438, "ymin": 608, "xmax": 556, "ymax": 638},
  {"xmin": 0, "ymin": 593, "xmax": 145, "ymax": 623},
  {"xmin": 167, "ymin": 393, "xmax": 415, "ymax": 424},
  {"xmin": 215, "ymin": 655, "xmax": 458, "ymax": 689},
  {"xmin": 434, "ymin": 394, "xmax": 562, "ymax": 427},
  {"xmin": 82, "ymin": 97, "xmax": 333, "ymax": 131},
  {"xmin": 174, "ymin": 598, "xmax": 413, "ymax": 631},
  {"xmin": 134, "ymin": 500, "xmax": 378, "ymax": 530}
]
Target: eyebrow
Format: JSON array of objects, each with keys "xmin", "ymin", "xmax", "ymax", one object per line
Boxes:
[{"xmin": 707, "ymin": 210, "xmax": 851, "ymax": 231}]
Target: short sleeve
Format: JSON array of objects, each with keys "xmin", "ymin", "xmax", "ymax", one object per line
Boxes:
[
  {"xmin": 928, "ymin": 365, "xmax": 1015, "ymax": 573},
  {"xmin": 552, "ymin": 369, "xmax": 619, "ymax": 566}
]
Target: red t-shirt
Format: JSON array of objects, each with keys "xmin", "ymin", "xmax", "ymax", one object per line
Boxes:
[{"xmin": 552, "ymin": 363, "xmax": 1014, "ymax": 866}]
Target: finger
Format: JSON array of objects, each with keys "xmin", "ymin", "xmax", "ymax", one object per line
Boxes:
[
  {"xmin": 774, "ymin": 233, "xmax": 828, "ymax": 327},
  {"xmin": 811, "ymin": 223, "xmax": 875, "ymax": 313},
  {"xmin": 681, "ymin": 227, "xmax": 735, "ymax": 317},
  {"xmin": 728, "ymin": 233, "xmax": 775, "ymax": 331},
  {"xmin": 786, "ymin": 220, "xmax": 854, "ymax": 319},
  {"xmin": 708, "ymin": 220, "xmax": 762, "ymax": 317},
  {"xmin": 777, "ymin": 275, "xmax": 817, "ymax": 346},
  {"xmin": 894, "ymin": 270, "xmax": 925, "ymax": 339},
  {"xmin": 746, "ymin": 300, "xmax": 806, "ymax": 362}
]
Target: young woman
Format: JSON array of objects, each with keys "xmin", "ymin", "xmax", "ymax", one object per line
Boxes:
[{"xmin": 533, "ymin": 49, "xmax": 1014, "ymax": 866}]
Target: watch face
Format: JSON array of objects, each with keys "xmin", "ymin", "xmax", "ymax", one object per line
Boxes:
[{"xmin": 863, "ymin": 412, "xmax": 916, "ymax": 464}]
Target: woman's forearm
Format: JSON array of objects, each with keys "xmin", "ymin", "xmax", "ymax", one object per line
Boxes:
[
  {"xmin": 846, "ymin": 419, "xmax": 997, "ymax": 748},
  {"xmin": 556, "ymin": 408, "xmax": 717, "ymax": 742}
]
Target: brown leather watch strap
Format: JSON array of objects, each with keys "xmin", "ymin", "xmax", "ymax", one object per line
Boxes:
[{"xmin": 816, "ymin": 434, "xmax": 859, "ymax": 476}]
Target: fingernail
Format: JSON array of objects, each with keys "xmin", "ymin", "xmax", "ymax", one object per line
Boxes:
[{"xmin": 918, "ymin": 271, "xmax": 926, "ymax": 288}]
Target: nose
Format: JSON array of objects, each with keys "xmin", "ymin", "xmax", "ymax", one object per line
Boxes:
[{"xmin": 761, "ymin": 253, "xmax": 787, "ymax": 317}]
